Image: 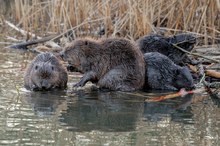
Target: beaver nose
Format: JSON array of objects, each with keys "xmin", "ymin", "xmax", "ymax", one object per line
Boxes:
[
  {"xmin": 41, "ymin": 80, "xmax": 50, "ymax": 90},
  {"xmin": 32, "ymin": 87, "xmax": 39, "ymax": 91},
  {"xmin": 41, "ymin": 86, "xmax": 47, "ymax": 90},
  {"xmin": 190, "ymin": 84, "xmax": 196, "ymax": 89},
  {"xmin": 185, "ymin": 83, "xmax": 195, "ymax": 90}
]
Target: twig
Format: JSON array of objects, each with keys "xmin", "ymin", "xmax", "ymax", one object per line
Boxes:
[
  {"xmin": 171, "ymin": 43, "xmax": 220, "ymax": 63},
  {"xmin": 5, "ymin": 35, "xmax": 59, "ymax": 49},
  {"xmin": 205, "ymin": 70, "xmax": 220, "ymax": 79},
  {"xmin": 15, "ymin": 85, "xmax": 20, "ymax": 96},
  {"xmin": 204, "ymin": 82, "xmax": 220, "ymax": 89},
  {"xmin": 188, "ymin": 64, "xmax": 220, "ymax": 79},
  {"xmin": 158, "ymin": 27, "xmax": 220, "ymax": 41},
  {"xmin": 5, "ymin": 20, "xmax": 41, "ymax": 39},
  {"xmin": 6, "ymin": 36, "xmax": 20, "ymax": 42},
  {"xmin": 0, "ymin": 42, "xmax": 14, "ymax": 45},
  {"xmin": 145, "ymin": 88, "xmax": 204, "ymax": 102},
  {"xmin": 51, "ymin": 18, "xmax": 106, "ymax": 41},
  {"xmin": 203, "ymin": 81, "xmax": 220, "ymax": 99}
]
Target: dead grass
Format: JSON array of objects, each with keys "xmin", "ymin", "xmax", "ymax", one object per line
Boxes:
[{"xmin": 11, "ymin": 0, "xmax": 220, "ymax": 44}]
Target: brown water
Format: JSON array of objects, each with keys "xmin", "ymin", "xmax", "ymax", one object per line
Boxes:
[{"xmin": 0, "ymin": 44, "xmax": 220, "ymax": 146}]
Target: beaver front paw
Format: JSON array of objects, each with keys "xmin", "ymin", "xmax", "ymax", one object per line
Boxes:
[{"xmin": 73, "ymin": 81, "xmax": 85, "ymax": 87}]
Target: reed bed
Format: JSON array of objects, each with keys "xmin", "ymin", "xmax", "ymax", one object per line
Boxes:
[{"xmin": 10, "ymin": 0, "xmax": 220, "ymax": 44}]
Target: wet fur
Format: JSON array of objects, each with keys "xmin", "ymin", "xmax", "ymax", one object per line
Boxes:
[
  {"xmin": 24, "ymin": 53, "xmax": 68, "ymax": 91},
  {"xmin": 143, "ymin": 52, "xmax": 194, "ymax": 90},
  {"xmin": 136, "ymin": 34, "xmax": 196, "ymax": 64},
  {"xmin": 61, "ymin": 37, "xmax": 145, "ymax": 91}
]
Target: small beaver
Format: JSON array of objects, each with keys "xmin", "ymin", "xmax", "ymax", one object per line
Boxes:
[
  {"xmin": 24, "ymin": 52, "xmax": 68, "ymax": 91},
  {"xmin": 136, "ymin": 33, "xmax": 196, "ymax": 64},
  {"xmin": 143, "ymin": 52, "xmax": 194, "ymax": 90},
  {"xmin": 60, "ymin": 37, "xmax": 145, "ymax": 92}
]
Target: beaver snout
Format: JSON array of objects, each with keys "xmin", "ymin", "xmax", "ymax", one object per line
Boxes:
[
  {"xmin": 40, "ymin": 80, "xmax": 52, "ymax": 90},
  {"xmin": 41, "ymin": 86, "xmax": 50, "ymax": 91},
  {"xmin": 187, "ymin": 84, "xmax": 195, "ymax": 90},
  {"xmin": 33, "ymin": 86, "xmax": 52, "ymax": 91}
]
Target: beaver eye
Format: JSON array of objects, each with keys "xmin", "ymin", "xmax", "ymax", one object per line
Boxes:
[
  {"xmin": 35, "ymin": 65, "xmax": 38, "ymax": 70},
  {"xmin": 51, "ymin": 66, "xmax": 54, "ymax": 71}
]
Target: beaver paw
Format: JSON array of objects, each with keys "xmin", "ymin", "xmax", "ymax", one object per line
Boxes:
[{"xmin": 73, "ymin": 81, "xmax": 84, "ymax": 87}]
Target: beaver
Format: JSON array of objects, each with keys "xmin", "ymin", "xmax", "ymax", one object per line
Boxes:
[
  {"xmin": 143, "ymin": 52, "xmax": 194, "ymax": 90},
  {"xmin": 60, "ymin": 37, "xmax": 145, "ymax": 92},
  {"xmin": 24, "ymin": 52, "xmax": 68, "ymax": 91},
  {"xmin": 136, "ymin": 33, "xmax": 197, "ymax": 64}
]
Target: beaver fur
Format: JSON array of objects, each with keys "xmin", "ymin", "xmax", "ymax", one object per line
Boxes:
[
  {"xmin": 136, "ymin": 33, "xmax": 196, "ymax": 64},
  {"xmin": 143, "ymin": 52, "xmax": 194, "ymax": 90},
  {"xmin": 24, "ymin": 52, "xmax": 68, "ymax": 91},
  {"xmin": 60, "ymin": 37, "xmax": 145, "ymax": 92}
]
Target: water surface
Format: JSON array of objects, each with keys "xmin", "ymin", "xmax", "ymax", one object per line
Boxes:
[{"xmin": 0, "ymin": 45, "xmax": 220, "ymax": 146}]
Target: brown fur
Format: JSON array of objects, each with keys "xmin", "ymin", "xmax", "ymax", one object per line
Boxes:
[
  {"xmin": 61, "ymin": 37, "xmax": 145, "ymax": 91},
  {"xmin": 24, "ymin": 52, "xmax": 68, "ymax": 91}
]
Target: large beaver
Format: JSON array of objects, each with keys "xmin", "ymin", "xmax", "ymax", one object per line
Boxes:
[
  {"xmin": 24, "ymin": 52, "xmax": 68, "ymax": 91},
  {"xmin": 60, "ymin": 38, "xmax": 145, "ymax": 92},
  {"xmin": 136, "ymin": 33, "xmax": 196, "ymax": 64},
  {"xmin": 143, "ymin": 52, "xmax": 194, "ymax": 90}
]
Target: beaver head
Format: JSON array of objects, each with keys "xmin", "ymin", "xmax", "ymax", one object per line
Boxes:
[
  {"xmin": 60, "ymin": 38, "xmax": 99, "ymax": 73},
  {"xmin": 168, "ymin": 34, "xmax": 197, "ymax": 51},
  {"xmin": 173, "ymin": 66, "xmax": 194, "ymax": 90},
  {"xmin": 25, "ymin": 53, "xmax": 68, "ymax": 91}
]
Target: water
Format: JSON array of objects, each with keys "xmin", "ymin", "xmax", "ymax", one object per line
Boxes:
[{"xmin": 0, "ymin": 44, "xmax": 220, "ymax": 146}]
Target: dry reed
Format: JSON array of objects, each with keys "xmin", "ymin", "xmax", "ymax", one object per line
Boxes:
[{"xmin": 10, "ymin": 0, "xmax": 220, "ymax": 44}]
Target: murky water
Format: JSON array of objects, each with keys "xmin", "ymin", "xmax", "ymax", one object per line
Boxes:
[{"xmin": 0, "ymin": 44, "xmax": 220, "ymax": 146}]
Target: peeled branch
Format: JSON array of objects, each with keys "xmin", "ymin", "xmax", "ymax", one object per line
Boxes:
[
  {"xmin": 145, "ymin": 88, "xmax": 204, "ymax": 102},
  {"xmin": 188, "ymin": 64, "xmax": 220, "ymax": 79},
  {"xmin": 205, "ymin": 70, "xmax": 220, "ymax": 79}
]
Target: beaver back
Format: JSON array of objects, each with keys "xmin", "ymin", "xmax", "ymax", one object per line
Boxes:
[
  {"xmin": 61, "ymin": 37, "xmax": 145, "ymax": 91},
  {"xmin": 137, "ymin": 34, "xmax": 196, "ymax": 64},
  {"xmin": 144, "ymin": 52, "xmax": 194, "ymax": 90}
]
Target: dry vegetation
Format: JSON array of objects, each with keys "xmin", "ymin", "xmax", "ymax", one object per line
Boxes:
[{"xmin": 5, "ymin": 0, "xmax": 220, "ymax": 44}]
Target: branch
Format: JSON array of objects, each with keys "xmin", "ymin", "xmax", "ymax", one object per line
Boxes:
[
  {"xmin": 5, "ymin": 35, "xmax": 59, "ymax": 49},
  {"xmin": 188, "ymin": 64, "xmax": 220, "ymax": 79},
  {"xmin": 145, "ymin": 88, "xmax": 200, "ymax": 102},
  {"xmin": 5, "ymin": 20, "xmax": 41, "ymax": 39},
  {"xmin": 171, "ymin": 43, "xmax": 220, "ymax": 63}
]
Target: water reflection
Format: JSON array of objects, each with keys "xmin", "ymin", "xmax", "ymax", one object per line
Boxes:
[
  {"xmin": 143, "ymin": 94, "xmax": 194, "ymax": 124},
  {"xmin": 22, "ymin": 91, "xmax": 67, "ymax": 117},
  {"xmin": 58, "ymin": 90, "xmax": 205, "ymax": 132},
  {"xmin": 59, "ymin": 91, "xmax": 144, "ymax": 132}
]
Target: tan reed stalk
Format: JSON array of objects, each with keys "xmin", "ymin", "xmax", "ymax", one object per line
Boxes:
[{"xmin": 12, "ymin": 0, "xmax": 220, "ymax": 44}]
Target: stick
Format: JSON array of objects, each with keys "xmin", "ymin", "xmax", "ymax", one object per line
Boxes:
[
  {"xmin": 188, "ymin": 64, "xmax": 220, "ymax": 79},
  {"xmin": 145, "ymin": 88, "xmax": 206, "ymax": 102},
  {"xmin": 171, "ymin": 43, "xmax": 220, "ymax": 63},
  {"xmin": 5, "ymin": 20, "xmax": 41, "ymax": 39},
  {"xmin": 205, "ymin": 70, "xmax": 220, "ymax": 79},
  {"xmin": 204, "ymin": 81, "xmax": 220, "ymax": 89},
  {"xmin": 5, "ymin": 35, "xmax": 59, "ymax": 49},
  {"xmin": 5, "ymin": 36, "xmax": 20, "ymax": 42},
  {"xmin": 158, "ymin": 27, "xmax": 220, "ymax": 41}
]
